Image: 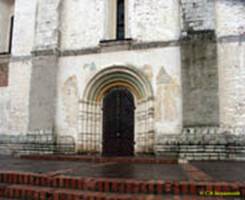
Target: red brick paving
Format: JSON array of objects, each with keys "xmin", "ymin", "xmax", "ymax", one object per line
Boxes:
[
  {"xmin": 0, "ymin": 156, "xmax": 245, "ymax": 199},
  {"xmin": 0, "ymin": 172, "xmax": 244, "ymax": 196}
]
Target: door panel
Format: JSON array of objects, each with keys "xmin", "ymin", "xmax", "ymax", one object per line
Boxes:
[{"xmin": 103, "ymin": 88, "xmax": 135, "ymax": 157}]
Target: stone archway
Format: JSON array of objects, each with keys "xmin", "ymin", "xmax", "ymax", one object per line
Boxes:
[{"xmin": 78, "ymin": 66, "xmax": 154, "ymax": 155}]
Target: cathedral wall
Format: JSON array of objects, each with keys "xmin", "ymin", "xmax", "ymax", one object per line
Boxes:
[
  {"xmin": 128, "ymin": 0, "xmax": 181, "ymax": 42},
  {"xmin": 0, "ymin": 87, "xmax": 9, "ymax": 134},
  {"xmin": 60, "ymin": 0, "xmax": 181, "ymax": 50},
  {"xmin": 215, "ymin": 0, "xmax": 245, "ymax": 37},
  {"xmin": 56, "ymin": 47, "xmax": 182, "ymax": 152},
  {"xmin": 180, "ymin": 0, "xmax": 215, "ymax": 32},
  {"xmin": 216, "ymin": 0, "xmax": 245, "ymax": 128},
  {"xmin": 218, "ymin": 41, "xmax": 245, "ymax": 128},
  {"xmin": 61, "ymin": 0, "xmax": 104, "ymax": 50},
  {"xmin": 0, "ymin": 56, "xmax": 10, "ymax": 134},
  {"xmin": 8, "ymin": 60, "xmax": 32, "ymax": 133},
  {"xmin": 34, "ymin": 0, "xmax": 61, "ymax": 51},
  {"xmin": 0, "ymin": 0, "xmax": 37, "ymax": 133},
  {"xmin": 0, "ymin": 0, "xmax": 15, "ymax": 53},
  {"xmin": 12, "ymin": 0, "xmax": 37, "ymax": 56},
  {"xmin": 181, "ymin": 33, "xmax": 219, "ymax": 127}
]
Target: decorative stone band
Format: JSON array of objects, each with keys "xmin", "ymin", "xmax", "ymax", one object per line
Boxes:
[
  {"xmin": 0, "ymin": 130, "xmax": 76, "ymax": 155},
  {"xmin": 155, "ymin": 127, "xmax": 245, "ymax": 160}
]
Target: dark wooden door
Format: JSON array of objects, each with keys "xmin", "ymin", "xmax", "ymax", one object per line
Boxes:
[{"xmin": 103, "ymin": 88, "xmax": 135, "ymax": 157}]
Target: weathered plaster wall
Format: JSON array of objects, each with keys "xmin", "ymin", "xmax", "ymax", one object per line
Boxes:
[
  {"xmin": 216, "ymin": 0, "xmax": 245, "ymax": 128},
  {"xmin": 8, "ymin": 60, "xmax": 32, "ymax": 133},
  {"xmin": 34, "ymin": 0, "xmax": 61, "ymax": 51},
  {"xmin": 0, "ymin": 0, "xmax": 15, "ymax": 52},
  {"xmin": 12, "ymin": 0, "xmax": 36, "ymax": 56},
  {"xmin": 29, "ymin": 0, "xmax": 61, "ymax": 130},
  {"xmin": 181, "ymin": 33, "xmax": 219, "ymax": 127},
  {"xmin": 216, "ymin": 0, "xmax": 245, "ymax": 37},
  {"xmin": 218, "ymin": 42, "xmax": 245, "ymax": 127},
  {"xmin": 61, "ymin": 0, "xmax": 181, "ymax": 50},
  {"xmin": 6, "ymin": 0, "xmax": 38, "ymax": 133},
  {"xmin": 61, "ymin": 0, "xmax": 104, "ymax": 50},
  {"xmin": 181, "ymin": 0, "xmax": 215, "ymax": 32},
  {"xmin": 0, "ymin": 57, "xmax": 10, "ymax": 135},
  {"xmin": 28, "ymin": 56, "xmax": 58, "ymax": 131},
  {"xmin": 0, "ymin": 85, "xmax": 10, "ymax": 134},
  {"xmin": 129, "ymin": 0, "xmax": 181, "ymax": 41},
  {"xmin": 57, "ymin": 47, "xmax": 182, "ymax": 151}
]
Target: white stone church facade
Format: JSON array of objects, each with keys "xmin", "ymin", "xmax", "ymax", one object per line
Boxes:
[{"xmin": 0, "ymin": 0, "xmax": 244, "ymax": 160}]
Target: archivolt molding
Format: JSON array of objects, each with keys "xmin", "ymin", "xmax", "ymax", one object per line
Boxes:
[
  {"xmin": 78, "ymin": 65, "xmax": 155, "ymax": 154},
  {"xmin": 82, "ymin": 65, "xmax": 154, "ymax": 103}
]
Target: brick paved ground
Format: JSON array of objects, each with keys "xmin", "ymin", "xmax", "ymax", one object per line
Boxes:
[
  {"xmin": 0, "ymin": 155, "xmax": 244, "ymax": 199},
  {"xmin": 0, "ymin": 155, "xmax": 187, "ymax": 180},
  {"xmin": 0, "ymin": 155, "xmax": 245, "ymax": 182}
]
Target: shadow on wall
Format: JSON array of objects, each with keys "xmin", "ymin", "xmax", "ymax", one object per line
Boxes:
[{"xmin": 181, "ymin": 30, "xmax": 219, "ymax": 127}]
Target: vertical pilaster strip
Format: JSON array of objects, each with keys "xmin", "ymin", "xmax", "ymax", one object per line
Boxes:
[
  {"xmin": 29, "ymin": 0, "xmax": 62, "ymax": 133},
  {"xmin": 216, "ymin": 0, "xmax": 245, "ymax": 159},
  {"xmin": 216, "ymin": 0, "xmax": 245, "ymax": 129}
]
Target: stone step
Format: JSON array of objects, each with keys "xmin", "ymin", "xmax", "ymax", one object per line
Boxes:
[
  {"xmin": 0, "ymin": 183, "xmax": 240, "ymax": 200},
  {"xmin": 0, "ymin": 183, "xmax": 163, "ymax": 200},
  {"xmin": 0, "ymin": 172, "xmax": 244, "ymax": 196}
]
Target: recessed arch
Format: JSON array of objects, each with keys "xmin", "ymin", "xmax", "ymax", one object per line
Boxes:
[
  {"xmin": 83, "ymin": 65, "xmax": 154, "ymax": 103},
  {"xmin": 79, "ymin": 65, "xmax": 155, "ymax": 155}
]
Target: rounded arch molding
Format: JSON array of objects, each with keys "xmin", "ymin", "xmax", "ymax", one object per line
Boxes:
[
  {"xmin": 78, "ymin": 65, "xmax": 155, "ymax": 155},
  {"xmin": 83, "ymin": 65, "xmax": 154, "ymax": 102}
]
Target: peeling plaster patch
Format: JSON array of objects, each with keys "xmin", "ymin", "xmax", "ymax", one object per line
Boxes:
[
  {"xmin": 142, "ymin": 64, "xmax": 153, "ymax": 81},
  {"xmin": 83, "ymin": 62, "xmax": 97, "ymax": 71},
  {"xmin": 155, "ymin": 67, "xmax": 180, "ymax": 122},
  {"xmin": 62, "ymin": 76, "xmax": 79, "ymax": 136}
]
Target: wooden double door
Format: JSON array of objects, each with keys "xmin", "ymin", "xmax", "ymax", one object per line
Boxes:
[{"xmin": 102, "ymin": 88, "xmax": 135, "ymax": 157}]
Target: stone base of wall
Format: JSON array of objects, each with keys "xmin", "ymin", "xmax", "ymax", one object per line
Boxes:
[
  {"xmin": 1, "ymin": 127, "xmax": 245, "ymax": 160},
  {"xmin": 0, "ymin": 130, "xmax": 75, "ymax": 156},
  {"xmin": 155, "ymin": 127, "xmax": 245, "ymax": 160}
]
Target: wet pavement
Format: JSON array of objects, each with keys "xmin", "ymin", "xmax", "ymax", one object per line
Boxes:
[
  {"xmin": 191, "ymin": 161, "xmax": 245, "ymax": 182},
  {"xmin": 0, "ymin": 155, "xmax": 187, "ymax": 180},
  {"xmin": 0, "ymin": 155, "xmax": 245, "ymax": 182}
]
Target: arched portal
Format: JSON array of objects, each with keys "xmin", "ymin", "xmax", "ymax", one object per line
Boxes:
[
  {"xmin": 79, "ymin": 66, "xmax": 154, "ymax": 155},
  {"xmin": 103, "ymin": 88, "xmax": 135, "ymax": 157}
]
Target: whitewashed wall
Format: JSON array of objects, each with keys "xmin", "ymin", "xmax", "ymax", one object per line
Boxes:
[
  {"xmin": 216, "ymin": 0, "xmax": 245, "ymax": 128},
  {"xmin": 215, "ymin": 0, "xmax": 245, "ymax": 37},
  {"xmin": 7, "ymin": 0, "xmax": 37, "ymax": 133},
  {"xmin": 12, "ymin": 0, "xmax": 37, "ymax": 56},
  {"xmin": 61, "ymin": 0, "xmax": 181, "ymax": 50},
  {"xmin": 0, "ymin": 0, "xmax": 15, "ymax": 52},
  {"xmin": 56, "ymin": 47, "xmax": 182, "ymax": 149}
]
